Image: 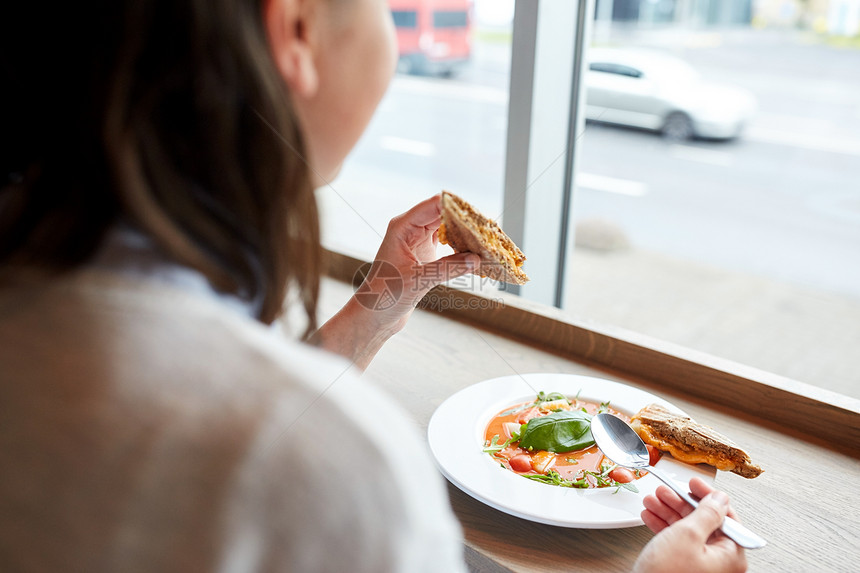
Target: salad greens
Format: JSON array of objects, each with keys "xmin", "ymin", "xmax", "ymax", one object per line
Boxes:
[
  {"xmin": 521, "ymin": 465, "xmax": 639, "ymax": 493},
  {"xmin": 484, "ymin": 391, "xmax": 640, "ymax": 493},
  {"xmin": 518, "ymin": 410, "xmax": 594, "ymax": 453},
  {"xmin": 483, "ymin": 434, "xmax": 515, "ymax": 456}
]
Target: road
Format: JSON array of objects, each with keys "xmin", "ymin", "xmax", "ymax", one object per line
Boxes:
[{"xmin": 322, "ymin": 28, "xmax": 860, "ymax": 299}]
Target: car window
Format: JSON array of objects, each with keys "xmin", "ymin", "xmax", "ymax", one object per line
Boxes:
[
  {"xmin": 433, "ymin": 11, "xmax": 469, "ymax": 28},
  {"xmin": 588, "ymin": 62, "xmax": 643, "ymax": 78},
  {"xmin": 392, "ymin": 10, "xmax": 417, "ymax": 29}
]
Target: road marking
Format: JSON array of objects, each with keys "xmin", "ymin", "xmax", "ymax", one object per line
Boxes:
[
  {"xmin": 670, "ymin": 144, "xmax": 734, "ymax": 167},
  {"xmin": 746, "ymin": 126, "xmax": 860, "ymax": 158},
  {"xmin": 576, "ymin": 172, "xmax": 648, "ymax": 196},
  {"xmin": 379, "ymin": 136, "xmax": 437, "ymax": 157},
  {"xmin": 391, "ymin": 76, "xmax": 508, "ymax": 105}
]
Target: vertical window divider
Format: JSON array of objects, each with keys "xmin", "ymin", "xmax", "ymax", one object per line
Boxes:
[
  {"xmin": 557, "ymin": 0, "xmax": 594, "ymax": 308},
  {"xmin": 502, "ymin": 0, "xmax": 594, "ymax": 308}
]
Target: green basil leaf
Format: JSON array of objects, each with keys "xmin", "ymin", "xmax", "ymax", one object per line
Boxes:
[{"xmin": 517, "ymin": 410, "xmax": 594, "ymax": 453}]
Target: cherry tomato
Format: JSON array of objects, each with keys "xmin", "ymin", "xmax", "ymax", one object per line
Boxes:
[
  {"xmin": 609, "ymin": 467, "xmax": 636, "ymax": 484},
  {"xmin": 509, "ymin": 454, "xmax": 532, "ymax": 473},
  {"xmin": 646, "ymin": 444, "xmax": 662, "ymax": 466}
]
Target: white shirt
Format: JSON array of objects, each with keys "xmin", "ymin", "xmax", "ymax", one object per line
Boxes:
[{"xmin": 0, "ymin": 252, "xmax": 466, "ymax": 572}]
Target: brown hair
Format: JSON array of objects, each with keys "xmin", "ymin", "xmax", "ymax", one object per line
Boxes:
[{"xmin": 0, "ymin": 1, "xmax": 321, "ymax": 332}]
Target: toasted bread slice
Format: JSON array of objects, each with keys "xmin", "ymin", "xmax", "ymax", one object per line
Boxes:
[
  {"xmin": 632, "ymin": 403, "xmax": 763, "ymax": 479},
  {"xmin": 438, "ymin": 191, "xmax": 529, "ymax": 285}
]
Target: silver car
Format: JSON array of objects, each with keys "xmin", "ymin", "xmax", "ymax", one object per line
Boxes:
[{"xmin": 584, "ymin": 48, "xmax": 756, "ymax": 140}]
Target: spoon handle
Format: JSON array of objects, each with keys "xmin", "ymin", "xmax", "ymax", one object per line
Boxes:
[{"xmin": 647, "ymin": 465, "xmax": 767, "ymax": 549}]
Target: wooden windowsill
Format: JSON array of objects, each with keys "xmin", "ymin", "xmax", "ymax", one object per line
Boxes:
[{"xmin": 325, "ymin": 248, "xmax": 860, "ymax": 458}]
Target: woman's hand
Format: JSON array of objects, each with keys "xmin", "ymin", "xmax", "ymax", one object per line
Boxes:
[
  {"xmin": 633, "ymin": 477, "xmax": 747, "ymax": 573},
  {"xmin": 312, "ymin": 194, "xmax": 479, "ymax": 369},
  {"xmin": 362, "ymin": 193, "xmax": 480, "ymax": 328}
]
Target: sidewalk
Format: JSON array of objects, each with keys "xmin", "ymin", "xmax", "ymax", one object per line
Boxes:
[{"xmin": 564, "ymin": 247, "xmax": 860, "ymax": 399}]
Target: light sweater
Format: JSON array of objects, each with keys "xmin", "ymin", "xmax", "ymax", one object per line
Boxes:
[{"xmin": 0, "ymin": 264, "xmax": 466, "ymax": 572}]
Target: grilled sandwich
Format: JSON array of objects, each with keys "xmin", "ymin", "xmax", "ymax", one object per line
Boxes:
[
  {"xmin": 438, "ymin": 191, "xmax": 529, "ymax": 285},
  {"xmin": 632, "ymin": 403, "xmax": 763, "ymax": 479}
]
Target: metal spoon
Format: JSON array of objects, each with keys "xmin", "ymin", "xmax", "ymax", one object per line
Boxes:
[{"xmin": 591, "ymin": 413, "xmax": 767, "ymax": 549}]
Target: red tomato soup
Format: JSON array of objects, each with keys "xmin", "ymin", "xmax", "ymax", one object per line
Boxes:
[{"xmin": 483, "ymin": 394, "xmax": 648, "ymax": 489}]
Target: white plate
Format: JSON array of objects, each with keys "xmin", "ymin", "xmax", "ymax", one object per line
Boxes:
[{"xmin": 427, "ymin": 373, "xmax": 715, "ymax": 529}]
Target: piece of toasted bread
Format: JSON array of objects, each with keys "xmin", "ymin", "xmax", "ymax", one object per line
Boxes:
[
  {"xmin": 438, "ymin": 191, "xmax": 529, "ymax": 285},
  {"xmin": 632, "ymin": 403, "xmax": 763, "ymax": 479}
]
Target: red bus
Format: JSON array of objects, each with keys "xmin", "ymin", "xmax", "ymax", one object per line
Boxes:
[{"xmin": 388, "ymin": 0, "xmax": 472, "ymax": 76}]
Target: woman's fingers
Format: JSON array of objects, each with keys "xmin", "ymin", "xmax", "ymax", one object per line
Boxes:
[
  {"xmin": 689, "ymin": 477, "xmax": 739, "ymax": 520},
  {"xmin": 640, "ymin": 509, "xmax": 670, "ymax": 534},
  {"xmin": 412, "ymin": 252, "xmax": 479, "ymax": 290},
  {"xmin": 391, "ymin": 194, "xmax": 442, "ymax": 229},
  {"xmin": 689, "ymin": 477, "xmax": 715, "ymax": 500},
  {"xmin": 643, "ymin": 479, "xmax": 742, "ymax": 544},
  {"xmin": 642, "ymin": 491, "xmax": 684, "ymax": 526},
  {"xmin": 680, "ymin": 491, "xmax": 732, "ymax": 544},
  {"xmin": 654, "ymin": 485, "xmax": 696, "ymax": 520}
]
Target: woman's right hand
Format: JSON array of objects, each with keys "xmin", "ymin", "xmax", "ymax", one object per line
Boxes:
[{"xmin": 632, "ymin": 477, "xmax": 747, "ymax": 573}]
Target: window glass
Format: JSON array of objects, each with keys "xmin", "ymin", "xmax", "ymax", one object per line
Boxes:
[
  {"xmin": 322, "ymin": 2, "xmax": 860, "ymax": 400},
  {"xmin": 567, "ymin": 6, "xmax": 860, "ymax": 399},
  {"xmin": 391, "ymin": 10, "xmax": 417, "ymax": 29},
  {"xmin": 434, "ymin": 11, "xmax": 469, "ymax": 29},
  {"xmin": 319, "ymin": 0, "xmax": 512, "ymax": 262}
]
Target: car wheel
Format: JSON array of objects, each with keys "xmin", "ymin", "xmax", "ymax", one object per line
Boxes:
[{"xmin": 662, "ymin": 112, "xmax": 694, "ymax": 141}]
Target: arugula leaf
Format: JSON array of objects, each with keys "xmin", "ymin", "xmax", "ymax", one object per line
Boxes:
[
  {"xmin": 500, "ymin": 391, "xmax": 572, "ymax": 416},
  {"xmin": 583, "ymin": 470, "xmax": 611, "ymax": 487},
  {"xmin": 594, "ymin": 463, "xmax": 640, "ymax": 494},
  {"xmin": 614, "ymin": 481, "xmax": 639, "ymax": 494},
  {"xmin": 517, "ymin": 410, "xmax": 594, "ymax": 453},
  {"xmin": 483, "ymin": 434, "xmax": 514, "ymax": 455},
  {"xmin": 521, "ymin": 469, "xmax": 581, "ymax": 488}
]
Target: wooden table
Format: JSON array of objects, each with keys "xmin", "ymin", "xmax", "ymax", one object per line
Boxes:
[{"xmin": 319, "ymin": 277, "xmax": 860, "ymax": 572}]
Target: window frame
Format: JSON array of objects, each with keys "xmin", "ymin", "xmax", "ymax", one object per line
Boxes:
[{"xmin": 501, "ymin": 0, "xmax": 591, "ymax": 307}]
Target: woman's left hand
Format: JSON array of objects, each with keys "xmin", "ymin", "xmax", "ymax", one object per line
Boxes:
[
  {"xmin": 313, "ymin": 194, "xmax": 479, "ymax": 368},
  {"xmin": 633, "ymin": 478, "xmax": 747, "ymax": 573},
  {"xmin": 362, "ymin": 194, "xmax": 480, "ymax": 329}
]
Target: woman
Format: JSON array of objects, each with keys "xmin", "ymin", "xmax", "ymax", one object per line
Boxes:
[{"xmin": 0, "ymin": 0, "xmax": 746, "ymax": 571}]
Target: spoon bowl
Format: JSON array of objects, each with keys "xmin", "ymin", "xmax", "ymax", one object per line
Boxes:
[
  {"xmin": 591, "ymin": 413, "xmax": 767, "ymax": 550},
  {"xmin": 590, "ymin": 412, "xmax": 651, "ymax": 470}
]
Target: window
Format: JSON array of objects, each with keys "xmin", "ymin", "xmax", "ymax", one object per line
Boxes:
[
  {"xmin": 433, "ymin": 10, "xmax": 469, "ymax": 29},
  {"xmin": 566, "ymin": 3, "xmax": 860, "ymax": 400},
  {"xmin": 322, "ymin": 0, "xmax": 860, "ymax": 401},
  {"xmin": 391, "ymin": 10, "xmax": 417, "ymax": 29}
]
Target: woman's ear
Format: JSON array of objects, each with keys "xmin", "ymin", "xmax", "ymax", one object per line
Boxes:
[{"xmin": 264, "ymin": 0, "xmax": 319, "ymax": 98}]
